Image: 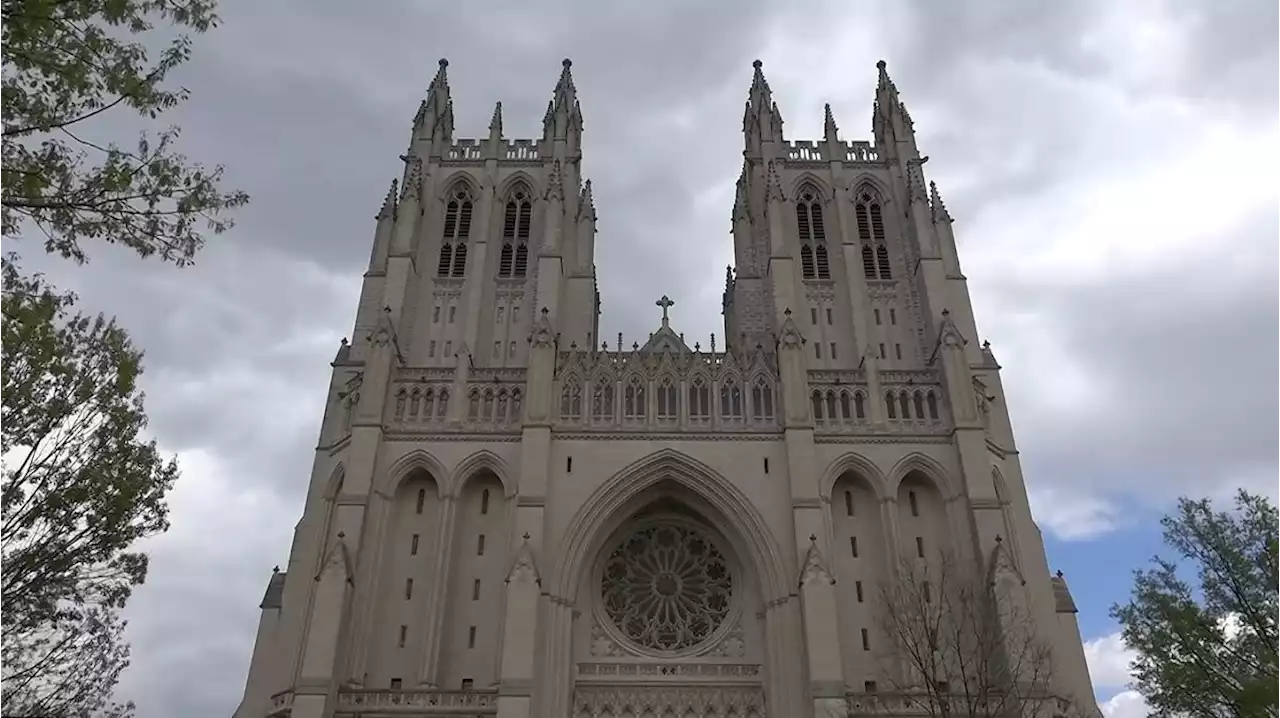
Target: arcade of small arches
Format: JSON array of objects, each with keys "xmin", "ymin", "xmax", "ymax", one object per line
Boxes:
[
  {"xmin": 810, "ymin": 386, "xmax": 941, "ymax": 425},
  {"xmin": 793, "ymin": 181, "xmax": 893, "ymax": 282},
  {"xmin": 558, "ymin": 373, "xmax": 776, "ymax": 424}
]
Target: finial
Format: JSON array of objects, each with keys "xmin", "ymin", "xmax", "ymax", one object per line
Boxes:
[
  {"xmin": 753, "ymin": 59, "xmax": 763, "ymax": 69},
  {"xmin": 337, "ymin": 531, "xmax": 346, "ymax": 539},
  {"xmin": 541, "ymin": 307, "xmax": 549, "ymax": 316},
  {"xmin": 563, "ymin": 58, "xmax": 572, "ymax": 68},
  {"xmin": 523, "ymin": 532, "xmax": 531, "ymax": 541},
  {"xmin": 983, "ymin": 339, "xmax": 991, "ymax": 349},
  {"xmin": 876, "ymin": 59, "xmax": 886, "ymax": 70},
  {"xmin": 941, "ymin": 308, "xmax": 951, "ymax": 317},
  {"xmin": 632, "ymin": 341, "xmax": 640, "ymax": 351},
  {"xmin": 994, "ymin": 534, "xmax": 1003, "ymax": 543},
  {"xmin": 1056, "ymin": 569, "xmax": 1064, "ymax": 578},
  {"xmin": 784, "ymin": 308, "xmax": 792, "ymax": 317},
  {"xmin": 694, "ymin": 342, "xmax": 701, "ymax": 351},
  {"xmin": 273, "ymin": 565, "xmax": 280, "ymax": 573},
  {"xmin": 809, "ymin": 534, "xmax": 817, "ymax": 543},
  {"xmin": 439, "ymin": 58, "xmax": 449, "ymax": 68},
  {"xmin": 340, "ymin": 337, "xmax": 348, "ymax": 346}
]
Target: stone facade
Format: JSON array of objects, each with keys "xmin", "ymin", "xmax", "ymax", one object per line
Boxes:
[{"xmin": 232, "ymin": 58, "xmax": 1100, "ymax": 718}]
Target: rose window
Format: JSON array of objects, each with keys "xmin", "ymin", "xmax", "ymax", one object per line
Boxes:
[{"xmin": 600, "ymin": 523, "xmax": 733, "ymax": 652}]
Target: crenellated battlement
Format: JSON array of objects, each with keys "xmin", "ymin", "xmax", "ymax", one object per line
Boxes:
[
  {"xmin": 443, "ymin": 138, "xmax": 545, "ymax": 164},
  {"xmin": 783, "ymin": 139, "xmax": 881, "ymax": 164}
]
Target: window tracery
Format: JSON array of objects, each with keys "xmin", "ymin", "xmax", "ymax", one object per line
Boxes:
[
  {"xmin": 624, "ymin": 376, "xmax": 647, "ymax": 421},
  {"xmin": 796, "ymin": 186, "xmax": 831, "ymax": 280},
  {"xmin": 438, "ymin": 186, "xmax": 474, "ymax": 278},
  {"xmin": 498, "ymin": 187, "xmax": 533, "ymax": 278},
  {"xmin": 599, "ymin": 522, "xmax": 733, "ymax": 652},
  {"xmin": 656, "ymin": 378, "xmax": 677, "ymax": 420},
  {"xmin": 688, "ymin": 376, "xmax": 711, "ymax": 421},
  {"xmin": 719, "ymin": 378, "xmax": 743, "ymax": 420},
  {"xmin": 855, "ymin": 187, "xmax": 892, "ymax": 280}
]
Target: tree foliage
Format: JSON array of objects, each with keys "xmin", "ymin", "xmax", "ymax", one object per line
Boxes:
[
  {"xmin": 1, "ymin": 257, "xmax": 178, "ymax": 717},
  {"xmin": 1112, "ymin": 490, "xmax": 1279, "ymax": 718},
  {"xmin": 875, "ymin": 548, "xmax": 1091, "ymax": 718},
  {"xmin": 1, "ymin": 0, "xmax": 248, "ymax": 265}
]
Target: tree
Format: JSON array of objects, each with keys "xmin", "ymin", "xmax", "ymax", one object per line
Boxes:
[
  {"xmin": 1, "ymin": 257, "xmax": 179, "ymax": 717},
  {"xmin": 2, "ymin": 0, "xmax": 248, "ymax": 266},
  {"xmin": 873, "ymin": 547, "xmax": 1088, "ymax": 718},
  {"xmin": 1112, "ymin": 491, "xmax": 1279, "ymax": 718}
]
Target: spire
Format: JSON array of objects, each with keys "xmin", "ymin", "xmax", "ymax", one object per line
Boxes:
[
  {"xmin": 743, "ymin": 59, "xmax": 782, "ymax": 147},
  {"xmin": 930, "ymin": 181, "xmax": 952, "ymax": 222},
  {"xmin": 377, "ymin": 179, "xmax": 398, "ymax": 220},
  {"xmin": 488, "ymin": 101, "xmax": 503, "ymax": 137},
  {"xmin": 906, "ymin": 160, "xmax": 927, "ymax": 203},
  {"xmin": 414, "ymin": 58, "xmax": 453, "ymax": 144},
  {"xmin": 544, "ymin": 58, "xmax": 581, "ymax": 141},
  {"xmin": 823, "ymin": 103, "xmax": 839, "ymax": 143},
  {"xmin": 578, "ymin": 178, "xmax": 596, "ymax": 220},
  {"xmin": 876, "ymin": 59, "xmax": 896, "ymax": 96}
]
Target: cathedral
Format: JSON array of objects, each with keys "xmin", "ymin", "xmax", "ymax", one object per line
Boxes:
[{"xmin": 234, "ymin": 58, "xmax": 1100, "ymax": 718}]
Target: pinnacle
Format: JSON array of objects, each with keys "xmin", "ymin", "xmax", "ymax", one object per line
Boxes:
[
  {"xmin": 377, "ymin": 178, "xmax": 398, "ymax": 219},
  {"xmin": 823, "ymin": 102, "xmax": 839, "ymax": 138},
  {"xmin": 930, "ymin": 180, "xmax": 952, "ymax": 222},
  {"xmin": 489, "ymin": 101, "xmax": 503, "ymax": 135}
]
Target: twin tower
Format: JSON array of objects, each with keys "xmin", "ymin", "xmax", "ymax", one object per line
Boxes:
[{"xmin": 234, "ymin": 58, "xmax": 1098, "ymax": 718}]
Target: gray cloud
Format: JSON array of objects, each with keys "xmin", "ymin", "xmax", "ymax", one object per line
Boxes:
[{"xmin": 14, "ymin": 1, "xmax": 1277, "ymax": 716}]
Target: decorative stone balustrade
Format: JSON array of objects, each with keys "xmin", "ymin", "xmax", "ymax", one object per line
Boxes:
[{"xmin": 336, "ymin": 688, "xmax": 497, "ymax": 715}]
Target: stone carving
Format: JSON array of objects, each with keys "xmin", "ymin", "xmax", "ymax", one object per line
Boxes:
[
  {"xmin": 589, "ymin": 621, "xmax": 624, "ymax": 658},
  {"xmin": 573, "ymin": 686, "xmax": 765, "ymax": 718},
  {"xmin": 578, "ymin": 661, "xmax": 759, "ymax": 678},
  {"xmin": 799, "ymin": 535, "xmax": 836, "ymax": 587},
  {"xmin": 707, "ymin": 623, "xmax": 747, "ymax": 658},
  {"xmin": 814, "ymin": 696, "xmax": 851, "ymax": 717},
  {"xmin": 506, "ymin": 533, "xmax": 540, "ymax": 585},
  {"xmin": 530, "ymin": 307, "xmax": 555, "ymax": 348},
  {"xmin": 600, "ymin": 523, "xmax": 733, "ymax": 652}
]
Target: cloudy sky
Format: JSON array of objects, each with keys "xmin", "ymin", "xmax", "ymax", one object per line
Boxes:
[{"xmin": 13, "ymin": 1, "xmax": 1278, "ymax": 716}]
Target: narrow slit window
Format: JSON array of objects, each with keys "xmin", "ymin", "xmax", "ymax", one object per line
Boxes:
[
  {"xmin": 874, "ymin": 309, "xmax": 882, "ymax": 325},
  {"xmin": 885, "ymin": 392, "xmax": 897, "ymax": 419},
  {"xmin": 405, "ymin": 578, "xmax": 414, "ymax": 600},
  {"xmin": 472, "ymin": 579, "xmax": 480, "ymax": 601},
  {"xmin": 477, "ymin": 534, "xmax": 486, "ymax": 555},
  {"xmin": 845, "ymin": 491, "xmax": 854, "ymax": 516},
  {"xmin": 909, "ymin": 491, "xmax": 919, "ymax": 517},
  {"xmin": 416, "ymin": 489, "xmax": 425, "ymax": 515},
  {"xmin": 826, "ymin": 308, "xmax": 833, "ymax": 324},
  {"xmin": 763, "ymin": 457, "xmax": 770, "ymax": 474},
  {"xmin": 410, "ymin": 534, "xmax": 419, "ymax": 555},
  {"xmin": 850, "ymin": 536, "xmax": 859, "ymax": 557},
  {"xmin": 391, "ymin": 678, "xmax": 403, "ymax": 690},
  {"xmin": 830, "ymin": 343, "xmax": 837, "ymax": 359},
  {"xmin": 856, "ymin": 580, "xmax": 864, "ymax": 603},
  {"xmin": 567, "ymin": 456, "xmax": 573, "ymax": 473},
  {"xmin": 895, "ymin": 344, "xmax": 903, "ymax": 360},
  {"xmin": 468, "ymin": 626, "xmax": 476, "ymax": 648},
  {"xmin": 480, "ymin": 489, "xmax": 490, "ymax": 515},
  {"xmin": 398, "ymin": 625, "xmax": 407, "ymax": 648},
  {"xmin": 923, "ymin": 580, "xmax": 933, "ymax": 603},
  {"xmin": 861, "ymin": 628, "xmax": 870, "ymax": 651},
  {"xmin": 927, "ymin": 392, "xmax": 939, "ymax": 420},
  {"xmin": 811, "ymin": 307, "xmax": 818, "ymax": 325},
  {"xmin": 916, "ymin": 536, "xmax": 925, "ymax": 558}
]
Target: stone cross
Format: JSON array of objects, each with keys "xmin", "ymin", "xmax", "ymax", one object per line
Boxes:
[{"xmin": 656, "ymin": 295, "xmax": 675, "ymax": 326}]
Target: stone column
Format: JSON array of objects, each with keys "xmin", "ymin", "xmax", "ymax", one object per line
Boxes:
[
  {"xmin": 496, "ymin": 535, "xmax": 541, "ymax": 718},
  {"xmin": 799, "ymin": 537, "xmax": 849, "ymax": 717}
]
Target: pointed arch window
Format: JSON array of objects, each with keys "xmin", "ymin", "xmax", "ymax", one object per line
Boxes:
[
  {"xmin": 926, "ymin": 391, "xmax": 939, "ymax": 421},
  {"xmin": 856, "ymin": 188, "xmax": 892, "ymax": 280},
  {"xmin": 913, "ymin": 391, "xmax": 926, "ymax": 420},
  {"xmin": 796, "ymin": 187, "xmax": 830, "ymax": 280},
  {"xmin": 854, "ymin": 391, "xmax": 866, "ymax": 419},
  {"xmin": 720, "ymin": 378, "xmax": 743, "ymax": 419},
  {"xmin": 439, "ymin": 187, "xmax": 475, "ymax": 278},
  {"xmin": 561, "ymin": 379, "xmax": 583, "ymax": 420},
  {"xmin": 811, "ymin": 390, "xmax": 824, "ymax": 421},
  {"xmin": 591, "ymin": 378, "xmax": 615, "ymax": 422},
  {"xmin": 498, "ymin": 188, "xmax": 533, "ymax": 278},
  {"xmin": 688, "ymin": 377, "xmax": 711, "ymax": 421},
  {"xmin": 656, "ymin": 378, "xmax": 677, "ymax": 420},
  {"xmin": 624, "ymin": 377, "xmax": 646, "ymax": 421},
  {"xmin": 751, "ymin": 377, "xmax": 774, "ymax": 420}
]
